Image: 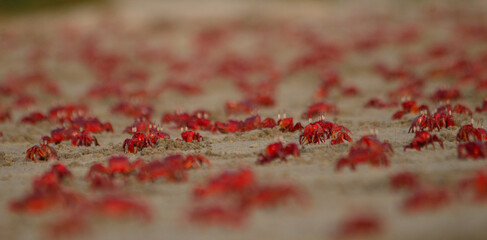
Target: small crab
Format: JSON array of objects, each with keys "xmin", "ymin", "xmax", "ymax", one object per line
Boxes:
[
  {"xmin": 180, "ymin": 130, "xmax": 203, "ymax": 142},
  {"xmin": 147, "ymin": 126, "xmax": 170, "ymax": 144},
  {"xmin": 277, "ymin": 115, "xmax": 303, "ymax": 132},
  {"xmin": 299, "ymin": 119, "xmax": 352, "ymax": 145},
  {"xmin": 256, "ymin": 141, "xmax": 299, "ymax": 165},
  {"xmin": 193, "ymin": 169, "xmax": 255, "ymax": 199},
  {"xmin": 71, "ymin": 130, "xmax": 99, "ymax": 147},
  {"xmin": 404, "ymin": 131, "xmax": 444, "ymax": 151},
  {"xmin": 456, "ymin": 123, "xmax": 487, "ymax": 142},
  {"xmin": 123, "ymin": 118, "xmax": 155, "ymax": 133},
  {"xmin": 180, "ymin": 154, "xmax": 211, "ymax": 169},
  {"xmin": 336, "ymin": 134, "xmax": 392, "ymax": 171},
  {"xmin": 458, "ymin": 141, "xmax": 487, "ymax": 159},
  {"xmin": 26, "ymin": 141, "xmax": 59, "ymax": 162},
  {"xmin": 475, "ymin": 99, "xmax": 487, "ymax": 113},
  {"xmin": 44, "ymin": 127, "xmax": 78, "ymax": 144},
  {"xmin": 136, "ymin": 156, "xmax": 187, "ymax": 182},
  {"xmin": 301, "ymin": 102, "xmax": 338, "ymax": 119},
  {"xmin": 21, "ymin": 112, "xmax": 47, "ymax": 124},
  {"xmin": 430, "ymin": 87, "xmax": 461, "ymax": 102},
  {"xmin": 123, "ymin": 132, "xmax": 154, "ymax": 153},
  {"xmin": 72, "ymin": 117, "xmax": 113, "ymax": 133}
]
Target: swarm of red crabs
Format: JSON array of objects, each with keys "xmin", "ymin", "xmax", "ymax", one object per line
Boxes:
[{"xmin": 5, "ymin": 4, "xmax": 487, "ymax": 240}]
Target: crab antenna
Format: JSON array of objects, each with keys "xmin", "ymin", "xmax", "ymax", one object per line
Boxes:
[
  {"xmin": 180, "ymin": 128, "xmax": 184, "ymax": 132},
  {"xmin": 283, "ymin": 113, "xmax": 287, "ymax": 119},
  {"xmin": 132, "ymin": 127, "xmax": 136, "ymax": 133},
  {"xmin": 278, "ymin": 113, "xmax": 281, "ymax": 120},
  {"xmin": 309, "ymin": 118, "xmax": 312, "ymax": 124},
  {"xmin": 375, "ymin": 129, "xmax": 379, "ymax": 135},
  {"xmin": 185, "ymin": 127, "xmax": 188, "ymax": 131}
]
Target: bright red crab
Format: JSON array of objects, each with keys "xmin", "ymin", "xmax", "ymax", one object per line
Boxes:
[
  {"xmin": 299, "ymin": 119, "xmax": 352, "ymax": 145},
  {"xmin": 458, "ymin": 141, "xmax": 487, "ymax": 159},
  {"xmin": 91, "ymin": 195, "xmax": 152, "ymax": 221},
  {"xmin": 123, "ymin": 118, "xmax": 155, "ymax": 133},
  {"xmin": 180, "ymin": 130, "xmax": 203, "ymax": 142},
  {"xmin": 301, "ymin": 102, "xmax": 338, "ymax": 119},
  {"xmin": 43, "ymin": 127, "xmax": 78, "ymax": 144},
  {"xmin": 26, "ymin": 141, "xmax": 59, "ymax": 162},
  {"xmin": 123, "ymin": 132, "xmax": 154, "ymax": 153},
  {"xmin": 147, "ymin": 126, "xmax": 170, "ymax": 143},
  {"xmin": 256, "ymin": 141, "xmax": 299, "ymax": 165},
  {"xmin": 71, "ymin": 130, "xmax": 99, "ymax": 147},
  {"xmin": 111, "ymin": 101, "xmax": 153, "ymax": 119},
  {"xmin": 277, "ymin": 115, "xmax": 303, "ymax": 132},
  {"xmin": 48, "ymin": 104, "xmax": 88, "ymax": 123},
  {"xmin": 456, "ymin": 124, "xmax": 487, "ymax": 142},
  {"xmin": 336, "ymin": 134, "xmax": 392, "ymax": 171},
  {"xmin": 404, "ymin": 131, "xmax": 443, "ymax": 151}
]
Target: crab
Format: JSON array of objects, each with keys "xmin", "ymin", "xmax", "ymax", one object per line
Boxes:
[
  {"xmin": 336, "ymin": 134, "xmax": 392, "ymax": 171},
  {"xmin": 123, "ymin": 118, "xmax": 155, "ymax": 133},
  {"xmin": 136, "ymin": 155, "xmax": 188, "ymax": 182},
  {"xmin": 111, "ymin": 101, "xmax": 154, "ymax": 119},
  {"xmin": 147, "ymin": 126, "xmax": 170, "ymax": 144},
  {"xmin": 277, "ymin": 115, "xmax": 303, "ymax": 132},
  {"xmin": 179, "ymin": 154, "xmax": 211, "ymax": 169},
  {"xmin": 21, "ymin": 112, "xmax": 47, "ymax": 124},
  {"xmin": 364, "ymin": 98, "xmax": 397, "ymax": 109},
  {"xmin": 91, "ymin": 195, "xmax": 152, "ymax": 221},
  {"xmin": 334, "ymin": 213, "xmax": 383, "ymax": 239},
  {"xmin": 180, "ymin": 130, "xmax": 203, "ymax": 142},
  {"xmin": 458, "ymin": 141, "xmax": 487, "ymax": 159},
  {"xmin": 456, "ymin": 124, "xmax": 487, "ymax": 142},
  {"xmin": 404, "ymin": 131, "xmax": 444, "ymax": 151},
  {"xmin": 457, "ymin": 170, "xmax": 487, "ymax": 201},
  {"xmin": 193, "ymin": 169, "xmax": 255, "ymax": 199},
  {"xmin": 72, "ymin": 117, "xmax": 113, "ymax": 133},
  {"xmin": 123, "ymin": 132, "xmax": 154, "ymax": 153},
  {"xmin": 161, "ymin": 109, "xmax": 211, "ymax": 130},
  {"xmin": 26, "ymin": 141, "xmax": 59, "ymax": 162},
  {"xmin": 430, "ymin": 87, "xmax": 461, "ymax": 102},
  {"xmin": 48, "ymin": 104, "xmax": 88, "ymax": 123},
  {"xmin": 389, "ymin": 171, "xmax": 419, "ymax": 191},
  {"xmin": 44, "ymin": 127, "xmax": 78, "ymax": 144},
  {"xmin": 301, "ymin": 102, "xmax": 338, "ymax": 119},
  {"xmin": 402, "ymin": 188, "xmax": 450, "ymax": 212},
  {"xmin": 71, "ymin": 130, "xmax": 99, "ymax": 147},
  {"xmin": 392, "ymin": 99, "xmax": 429, "ymax": 120},
  {"xmin": 256, "ymin": 141, "xmax": 300, "ymax": 165},
  {"xmin": 299, "ymin": 119, "xmax": 352, "ymax": 145},
  {"xmin": 475, "ymin": 99, "xmax": 487, "ymax": 113}
]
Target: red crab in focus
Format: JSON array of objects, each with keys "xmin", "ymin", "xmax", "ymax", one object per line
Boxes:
[
  {"xmin": 299, "ymin": 119, "xmax": 352, "ymax": 145},
  {"xmin": 180, "ymin": 130, "xmax": 203, "ymax": 142},
  {"xmin": 72, "ymin": 117, "xmax": 113, "ymax": 133},
  {"xmin": 123, "ymin": 132, "xmax": 154, "ymax": 153},
  {"xmin": 71, "ymin": 130, "xmax": 99, "ymax": 147},
  {"xmin": 404, "ymin": 131, "xmax": 444, "ymax": 151},
  {"xmin": 458, "ymin": 141, "xmax": 487, "ymax": 159},
  {"xmin": 402, "ymin": 188, "xmax": 450, "ymax": 212},
  {"xmin": 390, "ymin": 171, "xmax": 419, "ymax": 191},
  {"xmin": 21, "ymin": 112, "xmax": 47, "ymax": 124},
  {"xmin": 301, "ymin": 102, "xmax": 338, "ymax": 119},
  {"xmin": 26, "ymin": 141, "xmax": 59, "ymax": 162},
  {"xmin": 334, "ymin": 213, "xmax": 383, "ymax": 239},
  {"xmin": 430, "ymin": 87, "xmax": 461, "ymax": 102},
  {"xmin": 244, "ymin": 183, "xmax": 307, "ymax": 208},
  {"xmin": 336, "ymin": 134, "xmax": 393, "ymax": 171},
  {"xmin": 277, "ymin": 115, "xmax": 303, "ymax": 132},
  {"xmin": 256, "ymin": 141, "xmax": 299, "ymax": 165},
  {"xmin": 456, "ymin": 124, "xmax": 487, "ymax": 142}
]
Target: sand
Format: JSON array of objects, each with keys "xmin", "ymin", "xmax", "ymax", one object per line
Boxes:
[{"xmin": 1, "ymin": 0, "xmax": 487, "ymax": 239}]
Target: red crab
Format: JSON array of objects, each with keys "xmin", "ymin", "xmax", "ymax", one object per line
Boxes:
[
  {"xmin": 392, "ymin": 99, "xmax": 429, "ymax": 120},
  {"xmin": 123, "ymin": 132, "xmax": 154, "ymax": 153},
  {"xmin": 71, "ymin": 130, "xmax": 99, "ymax": 147},
  {"xmin": 256, "ymin": 141, "xmax": 299, "ymax": 165},
  {"xmin": 301, "ymin": 102, "xmax": 338, "ymax": 119},
  {"xmin": 404, "ymin": 131, "xmax": 444, "ymax": 151},
  {"xmin": 193, "ymin": 169, "xmax": 255, "ymax": 199},
  {"xmin": 180, "ymin": 130, "xmax": 203, "ymax": 142},
  {"xmin": 435, "ymin": 104, "xmax": 473, "ymax": 117},
  {"xmin": 48, "ymin": 104, "xmax": 88, "ymax": 123},
  {"xmin": 111, "ymin": 101, "xmax": 153, "ymax": 119},
  {"xmin": 179, "ymin": 154, "xmax": 211, "ymax": 169},
  {"xmin": 161, "ymin": 109, "xmax": 211, "ymax": 130},
  {"xmin": 72, "ymin": 117, "xmax": 113, "ymax": 133},
  {"xmin": 136, "ymin": 155, "xmax": 188, "ymax": 182},
  {"xmin": 402, "ymin": 188, "xmax": 450, "ymax": 212},
  {"xmin": 26, "ymin": 141, "xmax": 59, "ymax": 162},
  {"xmin": 299, "ymin": 119, "xmax": 352, "ymax": 145},
  {"xmin": 475, "ymin": 99, "xmax": 487, "ymax": 113},
  {"xmin": 21, "ymin": 112, "xmax": 47, "ymax": 124},
  {"xmin": 430, "ymin": 87, "xmax": 461, "ymax": 102},
  {"xmin": 123, "ymin": 118, "xmax": 155, "ymax": 133},
  {"xmin": 364, "ymin": 98, "xmax": 397, "ymax": 109},
  {"xmin": 336, "ymin": 134, "xmax": 393, "ymax": 171},
  {"xmin": 390, "ymin": 171, "xmax": 419, "ymax": 191},
  {"xmin": 87, "ymin": 156, "xmax": 143, "ymax": 178},
  {"xmin": 277, "ymin": 115, "xmax": 303, "ymax": 132},
  {"xmin": 408, "ymin": 111, "xmax": 455, "ymax": 133},
  {"xmin": 334, "ymin": 213, "xmax": 383, "ymax": 239},
  {"xmin": 456, "ymin": 124, "xmax": 487, "ymax": 142},
  {"xmin": 147, "ymin": 126, "xmax": 170, "ymax": 143},
  {"xmin": 91, "ymin": 195, "xmax": 152, "ymax": 221},
  {"xmin": 44, "ymin": 127, "xmax": 78, "ymax": 144},
  {"xmin": 458, "ymin": 141, "xmax": 487, "ymax": 159}
]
